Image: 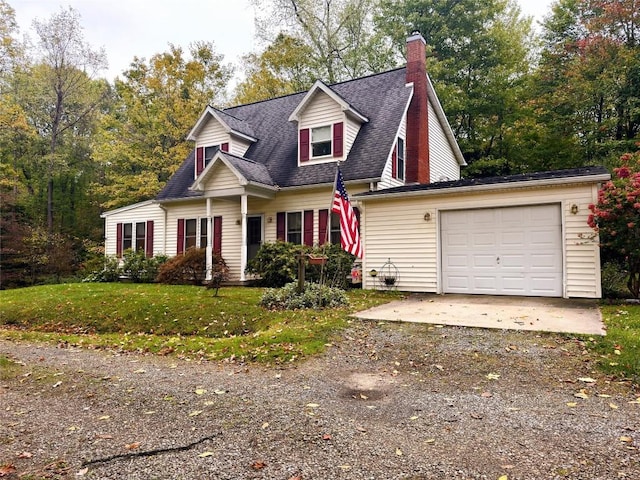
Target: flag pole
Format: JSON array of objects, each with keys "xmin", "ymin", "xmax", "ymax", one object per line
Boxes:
[{"xmin": 320, "ymin": 161, "xmax": 341, "ymax": 287}]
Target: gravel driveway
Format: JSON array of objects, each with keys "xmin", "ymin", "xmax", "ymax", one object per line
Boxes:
[{"xmin": 1, "ymin": 321, "xmax": 639, "ymax": 479}]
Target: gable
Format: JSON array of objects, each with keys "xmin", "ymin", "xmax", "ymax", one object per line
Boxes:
[
  {"xmin": 202, "ymin": 161, "xmax": 242, "ymax": 192},
  {"xmin": 298, "ymin": 91, "xmax": 344, "ymax": 129}
]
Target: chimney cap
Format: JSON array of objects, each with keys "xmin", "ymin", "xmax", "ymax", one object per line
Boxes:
[{"xmin": 407, "ymin": 32, "xmax": 426, "ymax": 44}]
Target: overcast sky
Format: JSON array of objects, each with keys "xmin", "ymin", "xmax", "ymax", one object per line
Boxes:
[{"xmin": 10, "ymin": 0, "xmax": 554, "ymax": 84}]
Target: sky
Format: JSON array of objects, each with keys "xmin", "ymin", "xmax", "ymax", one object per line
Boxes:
[{"xmin": 10, "ymin": 0, "xmax": 554, "ymax": 84}]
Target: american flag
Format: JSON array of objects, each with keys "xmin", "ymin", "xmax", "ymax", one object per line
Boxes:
[{"xmin": 332, "ymin": 168, "xmax": 363, "ymax": 258}]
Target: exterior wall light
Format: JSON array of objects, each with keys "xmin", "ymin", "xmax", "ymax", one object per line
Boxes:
[{"xmin": 570, "ymin": 204, "xmax": 579, "ymax": 214}]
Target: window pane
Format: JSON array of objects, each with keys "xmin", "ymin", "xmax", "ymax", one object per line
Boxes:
[
  {"xmin": 397, "ymin": 138, "xmax": 405, "ymax": 180},
  {"xmin": 204, "ymin": 146, "xmax": 218, "ymax": 167},
  {"xmin": 287, "ymin": 212, "xmax": 302, "ymax": 244},
  {"xmin": 330, "ymin": 212, "xmax": 341, "ymax": 245},
  {"xmin": 123, "ymin": 223, "xmax": 133, "ymax": 251},
  {"xmin": 185, "ymin": 219, "xmax": 197, "ymax": 250},
  {"xmin": 135, "ymin": 222, "xmax": 146, "ymax": 251},
  {"xmin": 200, "ymin": 218, "xmax": 208, "ymax": 249},
  {"xmin": 311, "ymin": 126, "xmax": 332, "ymax": 157}
]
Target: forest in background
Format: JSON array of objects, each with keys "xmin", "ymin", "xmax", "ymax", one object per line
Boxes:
[{"xmin": 1, "ymin": 0, "xmax": 638, "ymax": 288}]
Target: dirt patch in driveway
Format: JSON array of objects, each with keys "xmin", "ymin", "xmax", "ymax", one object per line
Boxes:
[{"xmin": 1, "ymin": 321, "xmax": 638, "ymax": 479}]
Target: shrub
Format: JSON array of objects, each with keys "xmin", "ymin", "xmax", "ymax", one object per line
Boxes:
[
  {"xmin": 121, "ymin": 250, "xmax": 168, "ymax": 283},
  {"xmin": 246, "ymin": 241, "xmax": 356, "ymax": 288},
  {"xmin": 260, "ymin": 281, "xmax": 349, "ymax": 310},
  {"xmin": 156, "ymin": 248, "xmax": 228, "ymax": 288},
  {"xmin": 601, "ymin": 261, "xmax": 630, "ymax": 299},
  {"xmin": 83, "ymin": 256, "xmax": 121, "ymax": 282}
]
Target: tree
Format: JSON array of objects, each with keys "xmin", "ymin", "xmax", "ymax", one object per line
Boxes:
[
  {"xmin": 376, "ymin": 0, "xmax": 534, "ymax": 169},
  {"xmin": 251, "ymin": 0, "xmax": 397, "ymax": 84},
  {"xmin": 92, "ymin": 42, "xmax": 232, "ymax": 209},
  {"xmin": 233, "ymin": 33, "xmax": 315, "ymax": 104},
  {"xmin": 588, "ymin": 148, "xmax": 640, "ymax": 298},
  {"xmin": 528, "ymin": 0, "xmax": 640, "ymax": 171},
  {"xmin": 0, "ymin": 0, "xmax": 22, "ymax": 79},
  {"xmin": 30, "ymin": 6, "xmax": 108, "ymax": 232}
]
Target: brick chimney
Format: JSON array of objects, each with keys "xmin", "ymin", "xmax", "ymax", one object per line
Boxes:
[{"xmin": 405, "ymin": 32, "xmax": 430, "ymax": 184}]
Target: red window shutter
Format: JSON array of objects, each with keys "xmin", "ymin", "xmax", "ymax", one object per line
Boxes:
[
  {"xmin": 196, "ymin": 147, "xmax": 204, "ymax": 176},
  {"xmin": 177, "ymin": 218, "xmax": 185, "ymax": 255},
  {"xmin": 145, "ymin": 220, "xmax": 154, "ymax": 258},
  {"xmin": 213, "ymin": 216, "xmax": 222, "ymax": 255},
  {"xmin": 299, "ymin": 128, "xmax": 310, "ymax": 162},
  {"xmin": 276, "ymin": 212, "xmax": 286, "ymax": 241},
  {"xmin": 318, "ymin": 209, "xmax": 329, "ymax": 245},
  {"xmin": 333, "ymin": 122, "xmax": 343, "ymax": 157},
  {"xmin": 392, "ymin": 142, "xmax": 397, "ymax": 178},
  {"xmin": 303, "ymin": 210, "xmax": 314, "ymax": 246},
  {"xmin": 221, "ymin": 142, "xmax": 229, "ymax": 152},
  {"xmin": 116, "ymin": 222, "xmax": 123, "ymax": 258}
]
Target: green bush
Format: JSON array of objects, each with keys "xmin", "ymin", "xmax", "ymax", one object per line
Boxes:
[
  {"xmin": 122, "ymin": 250, "xmax": 168, "ymax": 283},
  {"xmin": 246, "ymin": 241, "xmax": 356, "ymax": 288},
  {"xmin": 156, "ymin": 248, "xmax": 228, "ymax": 287},
  {"xmin": 83, "ymin": 256, "xmax": 121, "ymax": 282},
  {"xmin": 260, "ymin": 281, "xmax": 349, "ymax": 310},
  {"xmin": 601, "ymin": 260, "xmax": 630, "ymax": 299}
]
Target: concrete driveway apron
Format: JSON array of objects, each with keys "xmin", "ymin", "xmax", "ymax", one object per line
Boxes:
[{"xmin": 355, "ymin": 294, "xmax": 605, "ymax": 336}]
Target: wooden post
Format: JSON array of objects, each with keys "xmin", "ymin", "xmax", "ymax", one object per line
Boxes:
[{"xmin": 296, "ymin": 253, "xmax": 306, "ymax": 293}]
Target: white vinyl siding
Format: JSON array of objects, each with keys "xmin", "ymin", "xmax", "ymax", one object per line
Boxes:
[
  {"xmin": 231, "ymin": 137, "xmax": 252, "ymax": 157},
  {"xmin": 344, "ymin": 117, "xmax": 361, "ymax": 160},
  {"xmin": 203, "ymin": 163, "xmax": 241, "ymax": 191},
  {"xmin": 360, "ymin": 183, "xmax": 602, "ymax": 298},
  {"xmin": 298, "ymin": 92, "xmax": 343, "ymax": 129},
  {"xmin": 428, "ymin": 102, "xmax": 461, "ymax": 182},
  {"xmin": 103, "ymin": 201, "xmax": 165, "ymax": 258},
  {"xmin": 379, "ymin": 116, "xmax": 407, "ymax": 189},
  {"xmin": 197, "ymin": 117, "xmax": 229, "ymax": 147}
]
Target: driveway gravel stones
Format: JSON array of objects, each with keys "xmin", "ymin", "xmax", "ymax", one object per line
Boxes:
[{"xmin": 1, "ymin": 321, "xmax": 639, "ymax": 479}]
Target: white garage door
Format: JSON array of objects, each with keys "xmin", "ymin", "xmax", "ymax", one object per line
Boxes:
[{"xmin": 441, "ymin": 204, "xmax": 563, "ymax": 297}]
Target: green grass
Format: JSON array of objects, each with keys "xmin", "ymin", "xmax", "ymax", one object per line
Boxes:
[
  {"xmin": 0, "ymin": 283, "xmax": 397, "ymax": 363},
  {"xmin": 584, "ymin": 304, "xmax": 640, "ymax": 382}
]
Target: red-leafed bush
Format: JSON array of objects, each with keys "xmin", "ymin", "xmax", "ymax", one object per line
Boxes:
[{"xmin": 588, "ymin": 148, "xmax": 640, "ymax": 298}]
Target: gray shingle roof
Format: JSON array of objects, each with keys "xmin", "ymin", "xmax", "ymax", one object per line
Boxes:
[
  {"xmin": 213, "ymin": 108, "xmax": 256, "ymax": 139},
  {"xmin": 220, "ymin": 152, "xmax": 276, "ymax": 187},
  {"xmin": 157, "ymin": 67, "xmax": 411, "ymax": 201}
]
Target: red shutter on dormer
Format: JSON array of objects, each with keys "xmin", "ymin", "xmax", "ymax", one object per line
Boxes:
[
  {"xmin": 333, "ymin": 122, "xmax": 343, "ymax": 157},
  {"xmin": 177, "ymin": 219, "xmax": 185, "ymax": 255},
  {"xmin": 392, "ymin": 142, "xmax": 397, "ymax": 178},
  {"xmin": 276, "ymin": 212, "xmax": 286, "ymax": 241},
  {"xmin": 299, "ymin": 129, "xmax": 310, "ymax": 162},
  {"xmin": 146, "ymin": 220, "xmax": 154, "ymax": 258},
  {"xmin": 318, "ymin": 209, "xmax": 328, "ymax": 245},
  {"xmin": 221, "ymin": 143, "xmax": 229, "ymax": 152},
  {"xmin": 116, "ymin": 222, "xmax": 123, "ymax": 258},
  {"xmin": 196, "ymin": 147, "xmax": 204, "ymax": 176}
]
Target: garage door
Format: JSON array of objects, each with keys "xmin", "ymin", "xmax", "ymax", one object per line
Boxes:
[{"xmin": 441, "ymin": 204, "xmax": 563, "ymax": 297}]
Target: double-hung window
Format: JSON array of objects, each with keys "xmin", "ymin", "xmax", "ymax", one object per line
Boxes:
[
  {"xmin": 286, "ymin": 212, "xmax": 302, "ymax": 244},
  {"xmin": 184, "ymin": 219, "xmax": 197, "ymax": 250},
  {"xmin": 199, "ymin": 218, "xmax": 208, "ymax": 248},
  {"xmin": 122, "ymin": 223, "xmax": 133, "ymax": 251},
  {"xmin": 311, "ymin": 126, "xmax": 332, "ymax": 158},
  {"xmin": 117, "ymin": 221, "xmax": 153, "ymax": 258},
  {"xmin": 204, "ymin": 146, "xmax": 218, "ymax": 168},
  {"xmin": 330, "ymin": 212, "xmax": 341, "ymax": 244}
]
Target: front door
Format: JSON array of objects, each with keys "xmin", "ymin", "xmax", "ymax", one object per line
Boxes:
[{"xmin": 247, "ymin": 216, "xmax": 263, "ymax": 261}]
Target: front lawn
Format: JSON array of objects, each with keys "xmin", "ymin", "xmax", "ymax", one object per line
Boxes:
[{"xmin": 0, "ymin": 283, "xmax": 396, "ymax": 363}]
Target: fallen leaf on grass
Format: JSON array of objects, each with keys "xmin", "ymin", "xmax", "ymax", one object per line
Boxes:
[
  {"xmin": 198, "ymin": 451, "xmax": 214, "ymax": 458},
  {"xmin": 498, "ymin": 476, "xmax": 509, "ymax": 480},
  {"xmin": 597, "ymin": 394, "xmax": 611, "ymax": 398},
  {"xmin": 189, "ymin": 410, "xmax": 203, "ymax": 417},
  {"xmin": 261, "ymin": 422, "xmax": 269, "ymax": 430},
  {"xmin": 620, "ymin": 436, "xmax": 633, "ymax": 443},
  {"xmin": 52, "ymin": 381, "xmax": 63, "ymax": 388},
  {"xmin": 16, "ymin": 451, "xmax": 32, "ymax": 459},
  {"xmin": 574, "ymin": 390, "xmax": 589, "ymax": 399},
  {"xmin": 76, "ymin": 467, "xmax": 89, "ymax": 476},
  {"xmin": 0, "ymin": 464, "xmax": 16, "ymax": 477},
  {"xmin": 409, "ymin": 415, "xmax": 420, "ymax": 420},
  {"xmin": 125, "ymin": 442, "xmax": 141, "ymax": 450},
  {"xmin": 566, "ymin": 402, "xmax": 578, "ymax": 407},
  {"xmin": 486, "ymin": 373, "xmax": 500, "ymax": 380},
  {"xmin": 133, "ymin": 369, "xmax": 146, "ymax": 374},
  {"xmin": 609, "ymin": 403, "xmax": 619, "ymax": 409},
  {"xmin": 306, "ymin": 403, "xmax": 319, "ymax": 408},
  {"xmin": 214, "ymin": 389, "xmax": 226, "ymax": 395},
  {"xmin": 98, "ymin": 415, "xmax": 110, "ymax": 421},
  {"xmin": 628, "ymin": 398, "xmax": 640, "ymax": 405},
  {"xmin": 194, "ymin": 388, "xmax": 207, "ymax": 395},
  {"xmin": 424, "ymin": 439, "xmax": 435, "ymax": 444},
  {"xmin": 95, "ymin": 434, "xmax": 113, "ymax": 440},
  {"xmin": 251, "ymin": 461, "xmax": 267, "ymax": 470},
  {"xmin": 578, "ymin": 377, "xmax": 596, "ymax": 383},
  {"xmin": 481, "ymin": 392, "xmax": 493, "ymax": 398},
  {"xmin": 395, "ymin": 448, "xmax": 403, "ymax": 456}
]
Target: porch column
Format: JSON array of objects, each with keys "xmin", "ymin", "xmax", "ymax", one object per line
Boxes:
[
  {"xmin": 240, "ymin": 194, "xmax": 248, "ymax": 282},
  {"xmin": 205, "ymin": 197, "xmax": 213, "ymax": 281}
]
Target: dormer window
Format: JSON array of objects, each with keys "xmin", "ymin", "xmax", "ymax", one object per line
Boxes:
[
  {"xmin": 299, "ymin": 122, "xmax": 343, "ymax": 163},
  {"xmin": 311, "ymin": 126, "xmax": 332, "ymax": 158},
  {"xmin": 204, "ymin": 146, "xmax": 218, "ymax": 168}
]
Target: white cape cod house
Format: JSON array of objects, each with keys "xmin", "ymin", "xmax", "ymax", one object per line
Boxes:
[{"xmin": 102, "ymin": 34, "xmax": 609, "ymax": 299}]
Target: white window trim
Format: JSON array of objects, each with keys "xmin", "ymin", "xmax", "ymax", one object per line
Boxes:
[
  {"xmin": 122, "ymin": 221, "xmax": 148, "ymax": 253},
  {"xmin": 310, "ymin": 125, "xmax": 333, "ymax": 160},
  {"xmin": 286, "ymin": 211, "xmax": 304, "ymax": 244},
  {"xmin": 396, "ymin": 137, "xmax": 405, "ymax": 181}
]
